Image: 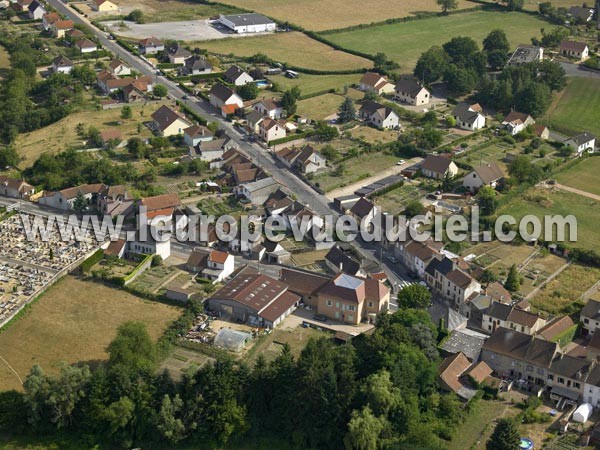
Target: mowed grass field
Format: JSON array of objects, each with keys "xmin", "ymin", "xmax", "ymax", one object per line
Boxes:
[
  {"xmin": 543, "ymin": 77, "xmax": 600, "ymax": 138},
  {"xmin": 297, "ymin": 92, "xmax": 345, "ymax": 120},
  {"xmin": 499, "ymin": 188, "xmax": 600, "ymax": 253},
  {"xmin": 555, "ymin": 157, "xmax": 600, "ymax": 197},
  {"xmin": 324, "ymin": 10, "xmax": 547, "ymax": 69},
  {"xmin": 15, "ymin": 100, "xmax": 168, "ymax": 166},
  {"xmin": 195, "ymin": 32, "xmax": 372, "ymax": 71},
  {"xmin": 0, "ymin": 277, "xmax": 182, "ymax": 391},
  {"xmin": 267, "ymin": 73, "xmax": 360, "ymax": 96},
  {"xmin": 214, "ymin": 0, "xmax": 474, "ymax": 31}
]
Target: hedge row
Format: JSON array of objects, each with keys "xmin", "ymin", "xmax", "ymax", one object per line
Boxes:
[
  {"xmin": 176, "ymin": 99, "xmax": 208, "ymax": 125},
  {"xmin": 298, "ymin": 88, "xmax": 337, "ymax": 101},
  {"xmin": 122, "ymin": 254, "xmax": 153, "ymax": 283},
  {"xmin": 157, "ymin": 62, "xmax": 183, "ymax": 69},
  {"xmin": 80, "ymin": 249, "xmax": 104, "ymax": 273}
]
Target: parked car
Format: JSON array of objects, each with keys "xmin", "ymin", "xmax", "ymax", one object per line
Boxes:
[
  {"xmin": 386, "ymin": 256, "xmax": 398, "ymax": 264},
  {"xmin": 314, "ymin": 314, "xmax": 328, "ymax": 322}
]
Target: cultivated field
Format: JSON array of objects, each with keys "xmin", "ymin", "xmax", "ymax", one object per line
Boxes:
[
  {"xmin": 499, "ymin": 188, "xmax": 600, "ymax": 253},
  {"xmin": 530, "ymin": 264, "xmax": 600, "ymax": 314},
  {"xmin": 555, "ymin": 157, "xmax": 600, "ymax": 197},
  {"xmin": 0, "ymin": 276, "xmax": 182, "ymax": 391},
  {"xmin": 15, "ymin": 99, "xmax": 169, "ymax": 166},
  {"xmin": 195, "ymin": 32, "xmax": 372, "ymax": 71},
  {"xmin": 324, "ymin": 10, "xmax": 548, "ymax": 69},
  {"xmin": 297, "ymin": 93, "xmax": 345, "ymax": 120},
  {"xmin": 543, "ymin": 77, "xmax": 600, "ymax": 138},
  {"xmin": 214, "ymin": 0, "xmax": 474, "ymax": 31},
  {"xmin": 0, "ymin": 44, "xmax": 9, "ymax": 80},
  {"xmin": 372, "ymin": 183, "xmax": 426, "ymax": 215},
  {"xmin": 267, "ymin": 73, "xmax": 360, "ymax": 96}
]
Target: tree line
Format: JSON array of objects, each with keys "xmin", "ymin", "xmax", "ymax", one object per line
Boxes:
[{"xmin": 0, "ymin": 307, "xmax": 475, "ymax": 449}]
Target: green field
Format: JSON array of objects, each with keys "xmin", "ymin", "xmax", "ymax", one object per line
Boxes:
[
  {"xmin": 297, "ymin": 93, "xmax": 346, "ymax": 120},
  {"xmin": 543, "ymin": 77, "xmax": 600, "ymax": 138},
  {"xmin": 0, "ymin": 44, "xmax": 9, "ymax": 80},
  {"xmin": 323, "ymin": 10, "xmax": 548, "ymax": 69},
  {"xmin": 555, "ymin": 157, "xmax": 600, "ymax": 196},
  {"xmin": 372, "ymin": 183, "xmax": 425, "ymax": 215},
  {"xmin": 499, "ymin": 188, "xmax": 600, "ymax": 254},
  {"xmin": 268, "ymin": 73, "xmax": 360, "ymax": 96},
  {"xmin": 195, "ymin": 32, "xmax": 372, "ymax": 71}
]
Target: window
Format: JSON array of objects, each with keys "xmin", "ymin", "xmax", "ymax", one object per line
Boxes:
[
  {"xmin": 548, "ymin": 374, "xmax": 554, "ymax": 381},
  {"xmin": 584, "ymin": 318, "xmax": 590, "ymax": 324},
  {"xmin": 557, "ymin": 377, "xmax": 565, "ymax": 384},
  {"xmin": 368, "ymin": 302, "xmax": 373, "ymax": 307},
  {"xmin": 347, "ymin": 315, "xmax": 353, "ymax": 321},
  {"xmin": 348, "ymin": 305, "xmax": 356, "ymax": 312},
  {"xmin": 574, "ymin": 382, "xmax": 581, "ymax": 389},
  {"xmin": 326, "ymin": 300, "xmax": 332, "ymax": 307}
]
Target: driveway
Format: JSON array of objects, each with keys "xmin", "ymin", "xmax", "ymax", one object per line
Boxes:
[
  {"xmin": 554, "ymin": 183, "xmax": 600, "ymax": 202},
  {"xmin": 102, "ymin": 19, "xmax": 273, "ymax": 41},
  {"xmin": 559, "ymin": 61, "xmax": 600, "ymax": 79}
]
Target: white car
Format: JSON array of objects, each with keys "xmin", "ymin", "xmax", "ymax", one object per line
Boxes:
[{"xmin": 396, "ymin": 160, "xmax": 405, "ymax": 165}]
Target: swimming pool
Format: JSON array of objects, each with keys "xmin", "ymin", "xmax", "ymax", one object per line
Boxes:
[
  {"xmin": 255, "ymin": 80, "xmax": 269, "ymax": 88},
  {"xmin": 519, "ymin": 437, "xmax": 533, "ymax": 450}
]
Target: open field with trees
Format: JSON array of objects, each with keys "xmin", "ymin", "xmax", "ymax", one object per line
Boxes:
[
  {"xmin": 15, "ymin": 100, "xmax": 167, "ymax": 166},
  {"xmin": 498, "ymin": 188, "xmax": 600, "ymax": 253},
  {"xmin": 542, "ymin": 77, "xmax": 600, "ymax": 137},
  {"xmin": 0, "ymin": 276, "xmax": 182, "ymax": 391},
  {"xmin": 194, "ymin": 32, "xmax": 372, "ymax": 71},
  {"xmin": 214, "ymin": 0, "xmax": 474, "ymax": 31},
  {"xmin": 323, "ymin": 10, "xmax": 548, "ymax": 69},
  {"xmin": 555, "ymin": 157, "xmax": 600, "ymax": 197},
  {"xmin": 267, "ymin": 73, "xmax": 359, "ymax": 96}
]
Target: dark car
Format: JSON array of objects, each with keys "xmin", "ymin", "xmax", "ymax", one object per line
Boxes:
[{"xmin": 314, "ymin": 314, "xmax": 328, "ymax": 322}]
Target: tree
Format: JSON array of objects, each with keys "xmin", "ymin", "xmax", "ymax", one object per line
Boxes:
[
  {"xmin": 445, "ymin": 116, "xmax": 456, "ymax": 128},
  {"xmin": 0, "ymin": 146, "xmax": 20, "ymax": 169},
  {"xmin": 128, "ymin": 9, "xmax": 145, "ymax": 23},
  {"xmin": 421, "ymin": 110, "xmax": 438, "ymax": 127},
  {"xmin": 487, "ymin": 418, "xmax": 520, "ymax": 450},
  {"xmin": 120, "ymin": 105, "xmax": 132, "ymax": 120},
  {"xmin": 281, "ymin": 86, "xmax": 301, "ymax": 116},
  {"xmin": 156, "ymin": 394, "xmax": 186, "ymax": 443},
  {"xmin": 86, "ymin": 126, "xmax": 102, "ymax": 148},
  {"xmin": 338, "ymin": 96, "xmax": 356, "ymax": 123},
  {"xmin": 405, "ymin": 200, "xmax": 426, "ymax": 218},
  {"xmin": 414, "ymin": 46, "xmax": 448, "ymax": 84},
  {"xmin": 516, "ymin": 82, "xmax": 551, "ymax": 117},
  {"xmin": 480, "ymin": 268, "xmax": 498, "ymax": 284},
  {"xmin": 344, "ymin": 406, "xmax": 387, "ymax": 450},
  {"xmin": 153, "ymin": 84, "xmax": 168, "ymax": 98},
  {"xmin": 483, "ymin": 30, "xmax": 510, "ymax": 55},
  {"xmin": 314, "ymin": 121, "xmax": 339, "ymax": 141},
  {"xmin": 106, "ymin": 321, "xmax": 156, "ymax": 377},
  {"xmin": 487, "ymin": 49, "xmax": 509, "ymax": 70},
  {"xmin": 127, "ymin": 137, "xmax": 146, "ymax": 159},
  {"xmin": 558, "ymin": 145, "xmax": 574, "ymax": 157},
  {"xmin": 71, "ymin": 64, "xmax": 96, "ymax": 85},
  {"xmin": 539, "ymin": 2, "xmax": 553, "ymax": 15},
  {"xmin": 537, "ymin": 60, "xmax": 566, "ymax": 92},
  {"xmin": 477, "ymin": 185, "xmax": 498, "ymax": 215},
  {"xmin": 72, "ymin": 191, "xmax": 89, "ymax": 213},
  {"xmin": 506, "ymin": 0, "xmax": 524, "ymax": 11},
  {"xmin": 237, "ymin": 83, "xmax": 258, "ymax": 101},
  {"xmin": 443, "ymin": 64, "xmax": 477, "ymax": 95},
  {"xmin": 443, "ymin": 36, "xmax": 480, "ymax": 67},
  {"xmin": 504, "ymin": 264, "xmax": 521, "ymax": 292},
  {"xmin": 437, "ymin": 0, "xmax": 458, "ymax": 14},
  {"xmin": 397, "ymin": 284, "xmax": 431, "ymax": 309},
  {"xmin": 508, "ymin": 155, "xmax": 543, "ymax": 184}
]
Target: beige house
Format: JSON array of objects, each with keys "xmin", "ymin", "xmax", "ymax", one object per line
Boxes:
[
  {"xmin": 108, "ymin": 59, "xmax": 131, "ymax": 76},
  {"xmin": 462, "ymin": 162, "xmax": 504, "ymax": 193},
  {"xmin": 259, "ymin": 118, "xmax": 286, "ymax": 143},
  {"xmin": 420, "ymin": 155, "xmax": 458, "ymax": 180},
  {"xmin": 151, "ymin": 105, "xmax": 192, "ymax": 137},
  {"xmin": 93, "ymin": 0, "xmax": 119, "ymax": 12},
  {"xmin": 358, "ymin": 100, "xmax": 400, "ymax": 130},
  {"xmin": 482, "ymin": 302, "xmax": 546, "ymax": 335},
  {"xmin": 316, "ymin": 273, "xmax": 390, "ymax": 324},
  {"xmin": 394, "ymin": 79, "xmax": 430, "ymax": 106},
  {"xmin": 51, "ymin": 20, "xmax": 73, "ymax": 38},
  {"xmin": 358, "ymin": 72, "xmax": 394, "ymax": 95}
]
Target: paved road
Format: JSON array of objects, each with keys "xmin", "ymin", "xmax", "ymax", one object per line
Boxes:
[
  {"xmin": 44, "ymin": 0, "xmax": 414, "ymax": 291},
  {"xmin": 559, "ymin": 61, "xmax": 600, "ymax": 79}
]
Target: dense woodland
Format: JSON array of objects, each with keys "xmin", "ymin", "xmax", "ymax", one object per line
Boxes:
[{"xmin": 0, "ymin": 307, "xmax": 474, "ymax": 450}]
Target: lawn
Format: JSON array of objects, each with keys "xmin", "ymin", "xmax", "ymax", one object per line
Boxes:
[
  {"xmin": 530, "ymin": 263, "xmax": 600, "ymax": 314},
  {"xmin": 555, "ymin": 157, "xmax": 600, "ymax": 197},
  {"xmin": 323, "ymin": 10, "xmax": 548, "ymax": 69},
  {"xmin": 498, "ymin": 188, "xmax": 600, "ymax": 253},
  {"xmin": 195, "ymin": 32, "xmax": 372, "ymax": 71},
  {"xmin": 137, "ymin": 0, "xmax": 241, "ymax": 23},
  {"xmin": 14, "ymin": 100, "xmax": 167, "ymax": 167},
  {"xmin": 297, "ymin": 93, "xmax": 345, "ymax": 120},
  {"xmin": 214, "ymin": 0, "xmax": 475, "ymax": 31},
  {"xmin": 313, "ymin": 151, "xmax": 399, "ymax": 192},
  {"xmin": 349, "ymin": 126, "xmax": 400, "ymax": 144},
  {"xmin": 0, "ymin": 276, "xmax": 182, "ymax": 392},
  {"xmin": 543, "ymin": 77, "xmax": 600, "ymax": 138},
  {"xmin": 267, "ymin": 73, "xmax": 360, "ymax": 96}
]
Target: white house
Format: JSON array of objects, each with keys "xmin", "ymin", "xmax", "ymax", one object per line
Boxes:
[
  {"xmin": 138, "ymin": 37, "xmax": 164, "ymax": 55},
  {"xmin": 128, "ymin": 228, "xmax": 171, "ymax": 261},
  {"xmin": 394, "ymin": 79, "xmax": 430, "ymax": 106},
  {"xmin": 223, "ymin": 65, "xmax": 254, "ymax": 86},
  {"xmin": 183, "ymin": 125, "xmax": 213, "ymax": 147},
  {"xmin": 209, "ymin": 82, "xmax": 244, "ymax": 114},
  {"xmin": 581, "ymin": 299, "xmax": 600, "ymax": 335},
  {"xmin": 108, "ymin": 59, "xmax": 131, "ymax": 76},
  {"xmin": 502, "ymin": 111, "xmax": 535, "ymax": 136},
  {"xmin": 253, "ymin": 98, "xmax": 284, "ymax": 119},
  {"xmin": 359, "ymin": 72, "xmax": 394, "ymax": 95},
  {"xmin": 218, "ymin": 13, "xmax": 276, "ymax": 33},
  {"xmin": 463, "ymin": 163, "xmax": 504, "ymax": 193},
  {"xmin": 358, "ymin": 100, "xmax": 399, "ymax": 129},
  {"xmin": 151, "ymin": 105, "xmax": 192, "ymax": 137},
  {"xmin": 52, "ymin": 55, "xmax": 74, "ymax": 74},
  {"xmin": 420, "ymin": 155, "xmax": 459, "ymax": 180},
  {"xmin": 0, "ymin": 176, "xmax": 35, "ymax": 199},
  {"xmin": 166, "ymin": 44, "xmax": 192, "ymax": 65},
  {"xmin": 259, "ymin": 118, "xmax": 286, "ymax": 143},
  {"xmin": 237, "ymin": 177, "xmax": 279, "ymax": 205},
  {"xmin": 566, "ymin": 132, "xmax": 596, "ymax": 155},
  {"xmin": 75, "ymin": 39, "xmax": 98, "ymax": 54},
  {"xmin": 27, "ymin": 0, "xmax": 46, "ymax": 20},
  {"xmin": 201, "ymin": 250, "xmax": 235, "ymax": 283},
  {"xmin": 560, "ymin": 40, "xmax": 589, "ymax": 61},
  {"xmin": 584, "ymin": 365, "xmax": 600, "ymax": 408},
  {"xmin": 452, "ymin": 103, "xmax": 485, "ymax": 131}
]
